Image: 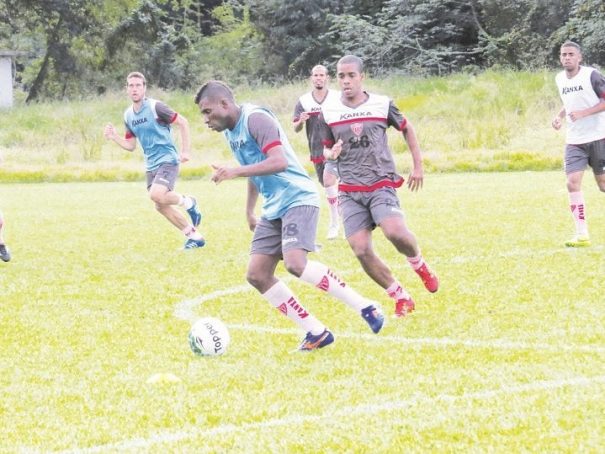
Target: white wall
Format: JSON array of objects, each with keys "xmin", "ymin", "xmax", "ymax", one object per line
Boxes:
[{"xmin": 0, "ymin": 57, "xmax": 14, "ymax": 108}]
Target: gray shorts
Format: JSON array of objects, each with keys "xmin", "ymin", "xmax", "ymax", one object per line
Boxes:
[
  {"xmin": 313, "ymin": 160, "xmax": 339, "ymax": 186},
  {"xmin": 339, "ymin": 187, "xmax": 404, "ymax": 238},
  {"xmin": 250, "ymin": 205, "xmax": 319, "ymax": 257},
  {"xmin": 146, "ymin": 163, "xmax": 179, "ymax": 190},
  {"xmin": 564, "ymin": 139, "xmax": 605, "ymax": 175}
]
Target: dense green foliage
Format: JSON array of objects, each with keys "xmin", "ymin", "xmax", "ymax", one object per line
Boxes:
[{"xmin": 0, "ymin": 0, "xmax": 603, "ymax": 101}]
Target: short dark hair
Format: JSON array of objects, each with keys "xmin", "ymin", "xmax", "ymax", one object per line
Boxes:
[
  {"xmin": 194, "ymin": 80, "xmax": 234, "ymax": 105},
  {"xmin": 337, "ymin": 55, "xmax": 364, "ymax": 73},
  {"xmin": 126, "ymin": 71, "xmax": 146, "ymax": 85},
  {"xmin": 561, "ymin": 41, "xmax": 582, "ymax": 53}
]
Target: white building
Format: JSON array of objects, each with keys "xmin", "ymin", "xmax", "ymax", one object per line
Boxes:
[{"xmin": 0, "ymin": 51, "xmax": 20, "ymax": 108}]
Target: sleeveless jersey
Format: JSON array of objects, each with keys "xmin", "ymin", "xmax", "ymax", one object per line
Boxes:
[
  {"xmin": 318, "ymin": 92, "xmax": 405, "ymax": 191},
  {"xmin": 224, "ymin": 103, "xmax": 319, "ymax": 220},
  {"xmin": 293, "ymin": 89, "xmax": 339, "ymax": 163},
  {"xmin": 124, "ymin": 98, "xmax": 179, "ymax": 171},
  {"xmin": 555, "ymin": 66, "xmax": 605, "ymax": 144}
]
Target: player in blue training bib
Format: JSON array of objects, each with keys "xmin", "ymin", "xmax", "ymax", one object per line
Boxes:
[
  {"xmin": 195, "ymin": 80, "xmax": 385, "ymax": 352},
  {"xmin": 104, "ymin": 71, "xmax": 205, "ymax": 250}
]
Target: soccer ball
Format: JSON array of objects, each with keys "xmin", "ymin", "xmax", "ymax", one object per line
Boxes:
[{"xmin": 188, "ymin": 317, "xmax": 230, "ymax": 356}]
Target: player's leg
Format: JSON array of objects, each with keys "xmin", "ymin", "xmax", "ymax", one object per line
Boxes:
[
  {"xmin": 0, "ymin": 209, "xmax": 10, "ymax": 262},
  {"xmin": 369, "ymin": 188, "xmax": 439, "ymax": 294},
  {"xmin": 341, "ymin": 192, "xmax": 415, "ymax": 317},
  {"xmin": 280, "ymin": 205, "xmax": 384, "ymax": 333},
  {"xmin": 146, "ymin": 166, "xmax": 205, "ymax": 248},
  {"xmin": 592, "ymin": 138, "xmax": 605, "ymax": 193},
  {"xmin": 564, "ymin": 145, "xmax": 590, "ymax": 247},
  {"xmin": 323, "ymin": 162, "xmax": 340, "ymax": 240},
  {"xmin": 249, "ymin": 216, "xmax": 333, "ymax": 350}
]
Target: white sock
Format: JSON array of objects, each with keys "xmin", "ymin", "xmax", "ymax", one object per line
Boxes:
[
  {"xmin": 569, "ymin": 191, "xmax": 588, "ymax": 236},
  {"xmin": 407, "ymin": 253, "xmax": 424, "ymax": 271},
  {"xmin": 299, "ymin": 260, "xmax": 368, "ymax": 312},
  {"xmin": 385, "ymin": 281, "xmax": 411, "ymax": 302},
  {"xmin": 181, "ymin": 226, "xmax": 203, "ymax": 240},
  {"xmin": 261, "ymin": 280, "xmax": 324, "ymax": 335},
  {"xmin": 179, "ymin": 195, "xmax": 194, "ymax": 210},
  {"xmin": 325, "ymin": 185, "xmax": 339, "ymax": 227}
]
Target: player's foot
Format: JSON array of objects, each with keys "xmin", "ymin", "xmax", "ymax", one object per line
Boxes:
[
  {"xmin": 187, "ymin": 197, "xmax": 202, "ymax": 227},
  {"xmin": 184, "ymin": 238, "xmax": 206, "ymax": 250},
  {"xmin": 394, "ymin": 297, "xmax": 415, "ymax": 318},
  {"xmin": 326, "ymin": 223, "xmax": 339, "ymax": 240},
  {"xmin": 361, "ymin": 304, "xmax": 385, "ymax": 334},
  {"xmin": 298, "ymin": 329, "xmax": 334, "ymax": 351},
  {"xmin": 565, "ymin": 235, "xmax": 590, "ymax": 248},
  {"xmin": 415, "ymin": 263, "xmax": 439, "ymax": 293},
  {"xmin": 0, "ymin": 244, "xmax": 10, "ymax": 262}
]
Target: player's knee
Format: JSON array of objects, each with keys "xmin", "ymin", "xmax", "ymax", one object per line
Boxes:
[
  {"xmin": 283, "ymin": 260, "xmax": 304, "ymax": 277},
  {"xmin": 246, "ymin": 270, "xmax": 266, "ymax": 291}
]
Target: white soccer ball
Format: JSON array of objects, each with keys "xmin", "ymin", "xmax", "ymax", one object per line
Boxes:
[{"xmin": 188, "ymin": 317, "xmax": 230, "ymax": 356}]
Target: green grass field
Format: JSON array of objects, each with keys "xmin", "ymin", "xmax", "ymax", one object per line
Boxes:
[{"xmin": 1, "ymin": 172, "xmax": 604, "ymax": 452}]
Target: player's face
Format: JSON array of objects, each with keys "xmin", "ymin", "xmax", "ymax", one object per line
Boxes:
[
  {"xmin": 337, "ymin": 62, "xmax": 364, "ymax": 101},
  {"xmin": 560, "ymin": 46, "xmax": 582, "ymax": 73},
  {"xmin": 126, "ymin": 77, "xmax": 146, "ymax": 102},
  {"xmin": 198, "ymin": 98, "xmax": 230, "ymax": 132},
  {"xmin": 311, "ymin": 69, "xmax": 328, "ymax": 90}
]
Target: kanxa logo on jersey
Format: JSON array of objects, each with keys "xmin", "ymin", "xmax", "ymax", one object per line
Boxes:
[
  {"xmin": 339, "ymin": 111, "xmax": 372, "ymax": 120},
  {"xmin": 132, "ymin": 117, "xmax": 149, "ymax": 127},
  {"xmin": 229, "ymin": 139, "xmax": 246, "ymax": 152},
  {"xmin": 561, "ymin": 85, "xmax": 584, "ymax": 95},
  {"xmin": 350, "ymin": 122, "xmax": 364, "ymax": 136}
]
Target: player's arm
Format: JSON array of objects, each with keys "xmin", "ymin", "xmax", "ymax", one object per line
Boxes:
[
  {"xmin": 552, "ymin": 107, "xmax": 566, "ymax": 130},
  {"xmin": 103, "ymin": 123, "xmax": 136, "ymax": 151},
  {"xmin": 157, "ymin": 102, "xmax": 192, "ymax": 162},
  {"xmin": 172, "ymin": 113, "xmax": 192, "ymax": 163},
  {"xmin": 246, "ymin": 179, "xmax": 259, "ymax": 232},
  {"xmin": 292, "ymin": 101, "xmax": 309, "ymax": 133},
  {"xmin": 568, "ymin": 71, "xmax": 605, "ymax": 122},
  {"xmin": 211, "ymin": 113, "xmax": 287, "ymax": 183},
  {"xmin": 401, "ymin": 120, "xmax": 424, "ymax": 191}
]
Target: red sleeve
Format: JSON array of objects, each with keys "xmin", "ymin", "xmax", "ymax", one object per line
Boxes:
[{"xmin": 248, "ymin": 112, "xmax": 282, "ymax": 154}]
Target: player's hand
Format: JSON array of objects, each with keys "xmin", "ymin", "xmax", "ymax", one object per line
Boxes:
[
  {"xmin": 211, "ymin": 164, "xmax": 237, "ymax": 184},
  {"xmin": 551, "ymin": 117, "xmax": 562, "ymax": 130},
  {"xmin": 407, "ymin": 167, "xmax": 424, "ymax": 192},
  {"xmin": 103, "ymin": 123, "xmax": 117, "ymax": 140},
  {"xmin": 568, "ymin": 110, "xmax": 584, "ymax": 122},
  {"xmin": 180, "ymin": 150, "xmax": 191, "ymax": 163},
  {"xmin": 247, "ymin": 214, "xmax": 258, "ymax": 232},
  {"xmin": 323, "ymin": 139, "xmax": 343, "ymax": 160},
  {"xmin": 299, "ymin": 112, "xmax": 310, "ymax": 123}
]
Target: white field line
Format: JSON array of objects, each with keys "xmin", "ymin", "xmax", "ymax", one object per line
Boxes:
[
  {"xmin": 54, "ymin": 374, "xmax": 605, "ymax": 454},
  {"xmin": 175, "ymin": 284, "xmax": 605, "ymax": 355}
]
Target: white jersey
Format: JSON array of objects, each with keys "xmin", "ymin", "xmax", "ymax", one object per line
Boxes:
[{"xmin": 555, "ymin": 66, "xmax": 605, "ymax": 144}]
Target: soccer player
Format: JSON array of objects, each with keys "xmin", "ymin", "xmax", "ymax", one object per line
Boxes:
[
  {"xmin": 104, "ymin": 71, "xmax": 205, "ymax": 249},
  {"xmin": 293, "ymin": 65, "xmax": 341, "ymax": 239},
  {"xmin": 0, "ymin": 209, "xmax": 10, "ymax": 262},
  {"xmin": 317, "ymin": 55, "xmax": 439, "ymax": 318},
  {"xmin": 552, "ymin": 41, "xmax": 605, "ymax": 247},
  {"xmin": 194, "ymin": 80, "xmax": 384, "ymax": 351}
]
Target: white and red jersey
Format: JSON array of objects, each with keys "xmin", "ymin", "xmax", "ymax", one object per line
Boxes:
[
  {"xmin": 556, "ymin": 66, "xmax": 605, "ymax": 144},
  {"xmin": 317, "ymin": 91, "xmax": 406, "ymax": 191},
  {"xmin": 293, "ymin": 89, "xmax": 339, "ymax": 163}
]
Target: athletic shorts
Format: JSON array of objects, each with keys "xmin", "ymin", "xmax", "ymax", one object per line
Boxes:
[
  {"xmin": 564, "ymin": 138, "xmax": 605, "ymax": 175},
  {"xmin": 250, "ymin": 205, "xmax": 319, "ymax": 257},
  {"xmin": 313, "ymin": 160, "xmax": 339, "ymax": 186},
  {"xmin": 339, "ymin": 187, "xmax": 404, "ymax": 238},
  {"xmin": 146, "ymin": 163, "xmax": 179, "ymax": 190}
]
